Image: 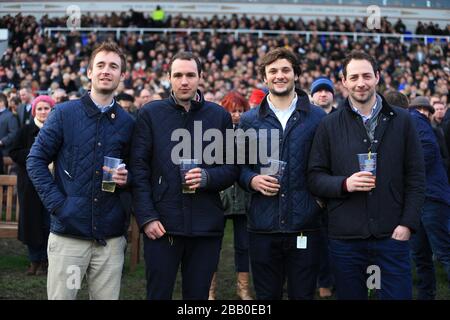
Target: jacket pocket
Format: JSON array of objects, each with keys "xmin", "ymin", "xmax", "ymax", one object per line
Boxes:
[
  {"xmin": 63, "ymin": 145, "xmax": 79, "ymax": 180},
  {"xmin": 152, "ymin": 176, "xmax": 168, "ymax": 203}
]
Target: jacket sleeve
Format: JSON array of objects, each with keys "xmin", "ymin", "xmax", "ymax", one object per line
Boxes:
[
  {"xmin": 400, "ymin": 116, "xmax": 426, "ymax": 232},
  {"xmin": 1, "ymin": 114, "xmax": 19, "ymax": 148},
  {"xmin": 307, "ymin": 120, "xmax": 349, "ymax": 199},
  {"xmin": 202, "ymin": 111, "xmax": 239, "ymax": 192},
  {"xmin": 26, "ymin": 107, "xmax": 65, "ymax": 214},
  {"xmin": 9, "ymin": 127, "xmax": 28, "ymax": 167},
  {"xmin": 237, "ymin": 116, "xmax": 258, "ymax": 192},
  {"xmin": 130, "ymin": 109, "xmax": 160, "ymax": 229}
]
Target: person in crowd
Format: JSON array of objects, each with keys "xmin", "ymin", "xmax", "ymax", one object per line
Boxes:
[
  {"xmin": 17, "ymin": 87, "xmax": 33, "ymax": 127},
  {"xmin": 310, "ymin": 76, "xmax": 336, "ymax": 298},
  {"xmin": 239, "ymin": 47, "xmax": 326, "ymax": 299},
  {"xmin": 384, "ymin": 90, "xmax": 409, "ymax": 109},
  {"xmin": 310, "ymin": 77, "xmax": 336, "ymax": 114},
  {"xmin": 248, "ymin": 88, "xmax": 266, "ymax": 109},
  {"xmin": 27, "ymin": 42, "xmax": 135, "ymax": 300},
  {"xmin": 308, "ymin": 50, "xmax": 426, "ymax": 300},
  {"xmin": 10, "ymin": 95, "xmax": 55, "ymax": 276},
  {"xmin": 408, "ymin": 96, "xmax": 450, "ymax": 299},
  {"xmin": 116, "ymin": 92, "xmax": 137, "ymax": 119},
  {"xmin": 0, "ymin": 93, "xmax": 20, "ymax": 171},
  {"xmin": 209, "ymin": 91, "xmax": 253, "ymax": 300},
  {"xmin": 131, "ymin": 51, "xmax": 238, "ymax": 300}
]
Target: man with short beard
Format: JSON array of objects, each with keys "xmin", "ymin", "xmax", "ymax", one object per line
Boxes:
[
  {"xmin": 308, "ymin": 50, "xmax": 425, "ymax": 300},
  {"xmin": 27, "ymin": 42, "xmax": 134, "ymax": 300},
  {"xmin": 239, "ymin": 47, "xmax": 326, "ymax": 299}
]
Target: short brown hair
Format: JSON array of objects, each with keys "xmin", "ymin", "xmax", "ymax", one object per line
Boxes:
[
  {"xmin": 342, "ymin": 50, "xmax": 378, "ymax": 79},
  {"xmin": 258, "ymin": 47, "xmax": 301, "ymax": 81},
  {"xmin": 88, "ymin": 41, "xmax": 126, "ymax": 73},
  {"xmin": 169, "ymin": 51, "xmax": 202, "ymax": 76}
]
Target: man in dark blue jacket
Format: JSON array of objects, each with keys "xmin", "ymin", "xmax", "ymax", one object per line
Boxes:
[
  {"xmin": 238, "ymin": 48, "xmax": 326, "ymax": 299},
  {"xmin": 27, "ymin": 42, "xmax": 134, "ymax": 300},
  {"xmin": 130, "ymin": 52, "xmax": 238, "ymax": 300},
  {"xmin": 308, "ymin": 50, "xmax": 425, "ymax": 300},
  {"xmin": 408, "ymin": 96, "xmax": 450, "ymax": 300}
]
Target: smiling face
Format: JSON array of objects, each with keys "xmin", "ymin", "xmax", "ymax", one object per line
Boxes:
[
  {"xmin": 342, "ymin": 59, "xmax": 379, "ymax": 107},
  {"xmin": 169, "ymin": 58, "xmax": 200, "ymax": 104},
  {"xmin": 87, "ymin": 50, "xmax": 124, "ymax": 95},
  {"xmin": 263, "ymin": 58, "xmax": 298, "ymax": 97}
]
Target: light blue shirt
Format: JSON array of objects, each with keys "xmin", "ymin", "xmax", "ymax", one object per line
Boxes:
[
  {"xmin": 89, "ymin": 92, "xmax": 115, "ymax": 113},
  {"xmin": 267, "ymin": 92, "xmax": 298, "ymax": 130},
  {"xmin": 349, "ymin": 97, "xmax": 380, "ymax": 124}
]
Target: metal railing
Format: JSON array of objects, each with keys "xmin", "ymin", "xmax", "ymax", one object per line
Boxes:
[{"xmin": 44, "ymin": 27, "xmax": 450, "ymax": 45}]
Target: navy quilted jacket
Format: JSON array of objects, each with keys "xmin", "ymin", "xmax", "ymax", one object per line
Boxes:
[
  {"xmin": 239, "ymin": 89, "xmax": 326, "ymax": 233},
  {"xmin": 130, "ymin": 91, "xmax": 238, "ymax": 236},
  {"xmin": 27, "ymin": 94, "xmax": 135, "ymax": 240}
]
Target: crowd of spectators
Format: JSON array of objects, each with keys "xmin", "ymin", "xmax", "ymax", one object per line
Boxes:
[{"xmin": 0, "ymin": 13, "xmax": 449, "ymax": 113}]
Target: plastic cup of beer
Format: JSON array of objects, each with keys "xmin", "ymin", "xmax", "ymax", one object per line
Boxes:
[
  {"xmin": 180, "ymin": 159, "xmax": 199, "ymax": 194},
  {"xmin": 261, "ymin": 159, "xmax": 287, "ymax": 195},
  {"xmin": 357, "ymin": 152, "xmax": 377, "ymax": 185},
  {"xmin": 102, "ymin": 156, "xmax": 123, "ymax": 192}
]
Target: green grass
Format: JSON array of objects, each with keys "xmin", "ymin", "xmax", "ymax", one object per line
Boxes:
[{"xmin": 0, "ymin": 223, "xmax": 448, "ymax": 300}]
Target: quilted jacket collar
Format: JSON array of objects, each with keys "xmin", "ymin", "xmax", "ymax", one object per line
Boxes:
[
  {"xmin": 259, "ymin": 88, "xmax": 311, "ymax": 118},
  {"xmin": 80, "ymin": 93, "xmax": 119, "ymax": 121},
  {"xmin": 169, "ymin": 90, "xmax": 204, "ymax": 112}
]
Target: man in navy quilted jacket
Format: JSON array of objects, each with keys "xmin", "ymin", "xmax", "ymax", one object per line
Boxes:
[
  {"xmin": 27, "ymin": 42, "xmax": 135, "ymax": 300},
  {"xmin": 131, "ymin": 51, "xmax": 238, "ymax": 300},
  {"xmin": 238, "ymin": 47, "xmax": 326, "ymax": 299}
]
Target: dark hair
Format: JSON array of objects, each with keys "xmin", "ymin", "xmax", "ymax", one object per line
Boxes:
[
  {"xmin": 258, "ymin": 47, "xmax": 301, "ymax": 80},
  {"xmin": 88, "ymin": 41, "xmax": 126, "ymax": 73},
  {"xmin": 116, "ymin": 93, "xmax": 135, "ymax": 103},
  {"xmin": 0, "ymin": 93, "xmax": 8, "ymax": 108},
  {"xmin": 221, "ymin": 91, "xmax": 249, "ymax": 113},
  {"xmin": 384, "ymin": 90, "xmax": 409, "ymax": 109},
  {"xmin": 342, "ymin": 50, "xmax": 379, "ymax": 79},
  {"xmin": 168, "ymin": 51, "xmax": 202, "ymax": 76}
]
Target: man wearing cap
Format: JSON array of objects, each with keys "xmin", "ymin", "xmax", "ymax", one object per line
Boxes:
[
  {"xmin": 310, "ymin": 77, "xmax": 336, "ymax": 114},
  {"xmin": 248, "ymin": 88, "xmax": 266, "ymax": 109},
  {"xmin": 408, "ymin": 96, "xmax": 450, "ymax": 300},
  {"xmin": 310, "ymin": 77, "xmax": 336, "ymax": 298},
  {"xmin": 308, "ymin": 50, "xmax": 425, "ymax": 299}
]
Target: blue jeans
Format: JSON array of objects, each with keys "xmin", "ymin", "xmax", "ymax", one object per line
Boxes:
[
  {"xmin": 410, "ymin": 199, "xmax": 450, "ymax": 299},
  {"xmin": 329, "ymin": 237, "xmax": 412, "ymax": 300}
]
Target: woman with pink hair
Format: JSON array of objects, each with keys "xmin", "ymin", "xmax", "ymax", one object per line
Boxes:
[{"xmin": 10, "ymin": 95, "xmax": 55, "ymax": 275}]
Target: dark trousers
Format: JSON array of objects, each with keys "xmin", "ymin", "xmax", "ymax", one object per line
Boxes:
[
  {"xmin": 317, "ymin": 214, "xmax": 334, "ymax": 289},
  {"xmin": 143, "ymin": 235, "xmax": 222, "ymax": 300},
  {"xmin": 329, "ymin": 237, "xmax": 412, "ymax": 300},
  {"xmin": 410, "ymin": 199, "xmax": 450, "ymax": 299},
  {"xmin": 27, "ymin": 208, "xmax": 50, "ymax": 263},
  {"xmin": 226, "ymin": 215, "xmax": 250, "ymax": 272},
  {"xmin": 249, "ymin": 231, "xmax": 320, "ymax": 300}
]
